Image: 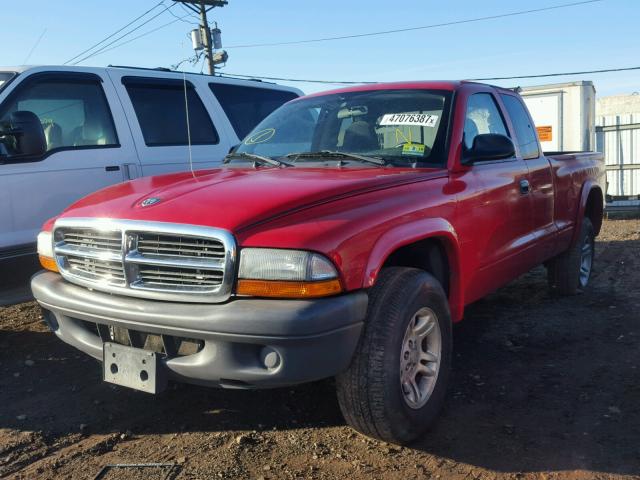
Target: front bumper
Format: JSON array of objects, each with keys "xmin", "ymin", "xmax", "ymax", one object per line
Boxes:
[{"xmin": 31, "ymin": 271, "xmax": 367, "ymax": 389}]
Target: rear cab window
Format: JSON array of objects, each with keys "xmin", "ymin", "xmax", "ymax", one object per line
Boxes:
[
  {"xmin": 123, "ymin": 77, "xmax": 219, "ymax": 147},
  {"xmin": 209, "ymin": 83, "xmax": 298, "ymax": 140},
  {"xmin": 500, "ymin": 94, "xmax": 540, "ymax": 159},
  {"xmin": 0, "ymin": 73, "xmax": 118, "ymax": 154}
]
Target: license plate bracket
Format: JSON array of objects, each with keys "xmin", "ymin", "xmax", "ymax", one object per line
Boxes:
[{"xmin": 103, "ymin": 342, "xmax": 167, "ymax": 394}]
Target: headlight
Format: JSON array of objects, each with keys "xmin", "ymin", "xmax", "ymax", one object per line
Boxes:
[
  {"xmin": 37, "ymin": 231, "xmax": 58, "ymax": 272},
  {"xmin": 239, "ymin": 248, "xmax": 337, "ymax": 281},
  {"xmin": 237, "ymin": 248, "xmax": 342, "ymax": 298}
]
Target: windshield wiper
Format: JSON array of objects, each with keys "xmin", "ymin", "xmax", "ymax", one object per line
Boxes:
[
  {"xmin": 286, "ymin": 150, "xmax": 386, "ymax": 166},
  {"xmin": 223, "ymin": 152, "xmax": 293, "ymax": 168}
]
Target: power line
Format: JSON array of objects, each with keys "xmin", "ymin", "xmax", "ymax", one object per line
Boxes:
[
  {"xmin": 179, "ymin": 3, "xmax": 201, "ymax": 20},
  {"xmin": 225, "ymin": 0, "xmax": 604, "ymax": 49},
  {"xmin": 64, "ymin": 1, "xmax": 165, "ymax": 65},
  {"xmin": 166, "ymin": 5, "xmax": 196, "ymax": 24},
  {"xmin": 23, "ymin": 28, "xmax": 47, "ymax": 64},
  {"xmin": 470, "ymin": 66, "xmax": 640, "ymax": 81},
  {"xmin": 172, "ymin": 51, "xmax": 204, "ymax": 71},
  {"xmin": 72, "ymin": 3, "xmax": 179, "ymax": 65},
  {"xmin": 220, "ymin": 66, "xmax": 640, "ymax": 86},
  {"xmin": 89, "ymin": 12, "xmax": 193, "ymax": 60}
]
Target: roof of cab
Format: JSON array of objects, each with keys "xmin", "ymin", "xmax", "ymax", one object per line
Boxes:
[
  {"xmin": 301, "ymin": 81, "xmax": 464, "ymax": 99},
  {"xmin": 296, "ymin": 80, "xmax": 521, "ymax": 101}
]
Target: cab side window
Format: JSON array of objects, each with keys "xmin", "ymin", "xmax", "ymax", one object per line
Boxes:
[
  {"xmin": 0, "ymin": 76, "xmax": 118, "ymax": 152},
  {"xmin": 500, "ymin": 94, "xmax": 540, "ymax": 159},
  {"xmin": 464, "ymin": 93, "xmax": 508, "ymax": 150}
]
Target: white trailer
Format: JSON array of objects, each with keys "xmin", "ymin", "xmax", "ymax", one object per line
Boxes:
[{"xmin": 520, "ymin": 81, "xmax": 596, "ymax": 153}]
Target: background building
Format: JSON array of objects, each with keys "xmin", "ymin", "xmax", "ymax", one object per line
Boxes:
[{"xmin": 596, "ymin": 92, "xmax": 640, "ymax": 206}]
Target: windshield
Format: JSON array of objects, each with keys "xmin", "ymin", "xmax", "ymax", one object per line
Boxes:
[
  {"xmin": 236, "ymin": 89, "xmax": 453, "ymax": 167},
  {"xmin": 0, "ymin": 72, "xmax": 16, "ymax": 93}
]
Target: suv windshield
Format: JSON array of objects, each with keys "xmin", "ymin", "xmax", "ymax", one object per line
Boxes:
[
  {"xmin": 0, "ymin": 72, "xmax": 16, "ymax": 93},
  {"xmin": 235, "ymin": 89, "xmax": 453, "ymax": 167}
]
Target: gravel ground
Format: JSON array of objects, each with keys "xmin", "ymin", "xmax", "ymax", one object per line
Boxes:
[{"xmin": 1, "ymin": 219, "xmax": 639, "ymax": 480}]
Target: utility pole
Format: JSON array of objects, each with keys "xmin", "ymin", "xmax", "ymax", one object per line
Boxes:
[
  {"xmin": 173, "ymin": 0, "xmax": 228, "ymax": 75},
  {"xmin": 200, "ymin": 5, "xmax": 215, "ymax": 75}
]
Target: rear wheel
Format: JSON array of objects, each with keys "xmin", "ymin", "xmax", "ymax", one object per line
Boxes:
[
  {"xmin": 547, "ymin": 217, "xmax": 595, "ymax": 295},
  {"xmin": 336, "ymin": 267, "xmax": 452, "ymax": 444}
]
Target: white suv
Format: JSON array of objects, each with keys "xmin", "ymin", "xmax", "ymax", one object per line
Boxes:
[{"xmin": 0, "ymin": 65, "xmax": 301, "ymax": 284}]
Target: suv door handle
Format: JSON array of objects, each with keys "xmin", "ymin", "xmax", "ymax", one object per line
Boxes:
[
  {"xmin": 519, "ymin": 179, "xmax": 530, "ymax": 195},
  {"xmin": 105, "ymin": 165, "xmax": 120, "ymax": 172}
]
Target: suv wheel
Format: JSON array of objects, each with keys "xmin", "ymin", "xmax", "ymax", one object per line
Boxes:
[{"xmin": 336, "ymin": 267, "xmax": 452, "ymax": 444}]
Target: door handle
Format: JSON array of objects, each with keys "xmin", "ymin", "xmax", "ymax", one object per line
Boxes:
[
  {"xmin": 519, "ymin": 179, "xmax": 530, "ymax": 195},
  {"xmin": 121, "ymin": 163, "xmax": 138, "ymax": 180},
  {"xmin": 105, "ymin": 165, "xmax": 120, "ymax": 172}
]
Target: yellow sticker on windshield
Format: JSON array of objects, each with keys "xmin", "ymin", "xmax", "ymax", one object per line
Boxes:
[{"xmin": 402, "ymin": 143, "xmax": 425, "ymax": 156}]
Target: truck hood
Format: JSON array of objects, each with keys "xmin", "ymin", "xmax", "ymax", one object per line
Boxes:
[{"xmin": 59, "ymin": 167, "xmax": 446, "ymax": 233}]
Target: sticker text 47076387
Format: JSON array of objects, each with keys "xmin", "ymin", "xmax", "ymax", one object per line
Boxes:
[{"xmin": 379, "ymin": 113, "xmax": 439, "ymax": 128}]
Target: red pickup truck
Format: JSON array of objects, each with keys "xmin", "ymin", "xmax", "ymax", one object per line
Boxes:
[{"xmin": 32, "ymin": 81, "xmax": 605, "ymax": 444}]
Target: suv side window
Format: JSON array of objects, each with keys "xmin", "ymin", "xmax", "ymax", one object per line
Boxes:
[
  {"xmin": 464, "ymin": 93, "xmax": 508, "ymax": 150},
  {"xmin": 0, "ymin": 76, "xmax": 118, "ymax": 153},
  {"xmin": 124, "ymin": 79, "xmax": 219, "ymax": 146},
  {"xmin": 500, "ymin": 94, "xmax": 540, "ymax": 159},
  {"xmin": 209, "ymin": 83, "xmax": 298, "ymax": 140}
]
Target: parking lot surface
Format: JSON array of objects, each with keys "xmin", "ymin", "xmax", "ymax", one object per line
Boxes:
[{"xmin": 1, "ymin": 219, "xmax": 639, "ymax": 480}]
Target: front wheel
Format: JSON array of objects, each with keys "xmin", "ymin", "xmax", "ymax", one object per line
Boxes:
[{"xmin": 336, "ymin": 267, "xmax": 452, "ymax": 444}]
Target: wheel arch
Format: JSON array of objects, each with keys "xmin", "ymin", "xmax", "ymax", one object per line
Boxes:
[
  {"xmin": 572, "ymin": 182, "xmax": 604, "ymax": 246},
  {"xmin": 363, "ymin": 218, "xmax": 464, "ymax": 322}
]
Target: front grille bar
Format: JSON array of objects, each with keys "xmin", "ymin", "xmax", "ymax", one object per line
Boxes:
[
  {"xmin": 56, "ymin": 245, "xmax": 122, "ymax": 262},
  {"xmin": 125, "ymin": 252, "xmax": 225, "ymax": 270},
  {"xmin": 52, "ymin": 218, "xmax": 236, "ymax": 303}
]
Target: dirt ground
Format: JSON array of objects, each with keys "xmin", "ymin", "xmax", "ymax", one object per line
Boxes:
[{"xmin": 1, "ymin": 219, "xmax": 639, "ymax": 480}]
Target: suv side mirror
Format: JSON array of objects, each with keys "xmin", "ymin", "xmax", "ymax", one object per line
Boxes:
[
  {"xmin": 10, "ymin": 111, "xmax": 47, "ymax": 157},
  {"xmin": 463, "ymin": 133, "xmax": 515, "ymax": 164}
]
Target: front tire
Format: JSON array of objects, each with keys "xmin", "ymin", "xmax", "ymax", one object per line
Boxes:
[{"xmin": 336, "ymin": 267, "xmax": 452, "ymax": 444}]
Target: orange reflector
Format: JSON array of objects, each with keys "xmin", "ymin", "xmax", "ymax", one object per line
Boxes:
[
  {"xmin": 237, "ymin": 279, "xmax": 342, "ymax": 298},
  {"xmin": 39, "ymin": 255, "xmax": 59, "ymax": 273}
]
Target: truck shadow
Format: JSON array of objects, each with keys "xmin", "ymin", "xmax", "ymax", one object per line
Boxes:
[
  {"xmin": 1, "ymin": 235, "xmax": 638, "ymax": 476},
  {"xmin": 414, "ymin": 235, "xmax": 640, "ymax": 475}
]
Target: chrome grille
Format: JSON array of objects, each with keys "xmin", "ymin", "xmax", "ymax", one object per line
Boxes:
[
  {"xmin": 60, "ymin": 229, "xmax": 121, "ymax": 253},
  {"xmin": 53, "ymin": 219, "xmax": 236, "ymax": 303},
  {"xmin": 136, "ymin": 265, "xmax": 224, "ymax": 289},
  {"xmin": 66, "ymin": 255, "xmax": 126, "ymax": 286},
  {"xmin": 137, "ymin": 233, "xmax": 225, "ymax": 259}
]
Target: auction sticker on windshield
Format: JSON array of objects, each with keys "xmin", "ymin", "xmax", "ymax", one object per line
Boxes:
[{"xmin": 380, "ymin": 113, "xmax": 438, "ymax": 127}]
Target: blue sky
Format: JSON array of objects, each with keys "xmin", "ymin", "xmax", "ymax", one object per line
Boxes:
[{"xmin": 2, "ymin": 0, "xmax": 639, "ymax": 97}]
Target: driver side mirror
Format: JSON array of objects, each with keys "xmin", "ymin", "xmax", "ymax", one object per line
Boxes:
[
  {"xmin": 0, "ymin": 111, "xmax": 47, "ymax": 159},
  {"xmin": 463, "ymin": 133, "xmax": 515, "ymax": 165}
]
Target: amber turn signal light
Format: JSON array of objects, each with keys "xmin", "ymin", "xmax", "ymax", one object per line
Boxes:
[
  {"xmin": 39, "ymin": 255, "xmax": 59, "ymax": 273},
  {"xmin": 237, "ymin": 279, "xmax": 342, "ymax": 298}
]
